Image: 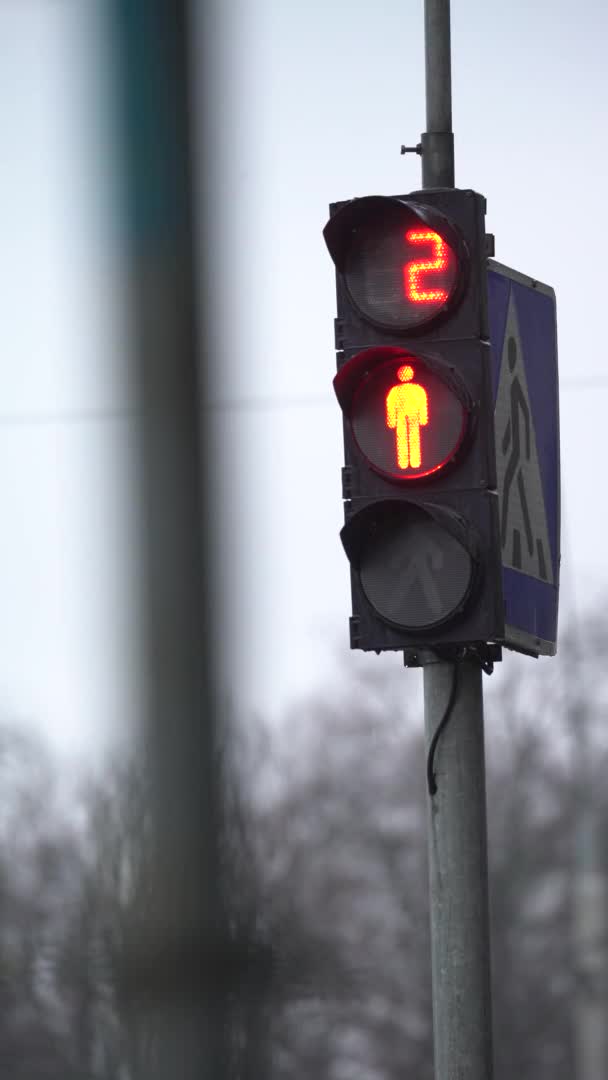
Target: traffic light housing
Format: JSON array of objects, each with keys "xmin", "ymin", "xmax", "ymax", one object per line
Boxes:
[{"xmin": 324, "ymin": 189, "xmax": 504, "ymax": 659}]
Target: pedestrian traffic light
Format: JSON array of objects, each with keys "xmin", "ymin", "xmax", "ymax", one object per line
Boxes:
[{"xmin": 324, "ymin": 189, "xmax": 504, "ymax": 658}]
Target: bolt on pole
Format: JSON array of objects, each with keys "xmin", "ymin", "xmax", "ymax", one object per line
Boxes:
[{"xmin": 420, "ymin": 2, "xmax": 494, "ymax": 1078}]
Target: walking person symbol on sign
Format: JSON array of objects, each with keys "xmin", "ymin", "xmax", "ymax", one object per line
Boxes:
[
  {"xmin": 500, "ymin": 337, "xmax": 536, "ymax": 570},
  {"xmin": 494, "ymin": 291, "xmax": 554, "ymax": 584},
  {"xmin": 385, "ymin": 363, "xmax": 429, "ymax": 470}
]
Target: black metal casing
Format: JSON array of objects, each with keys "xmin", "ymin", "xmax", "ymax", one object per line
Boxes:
[{"xmin": 325, "ymin": 188, "xmax": 504, "ymax": 654}]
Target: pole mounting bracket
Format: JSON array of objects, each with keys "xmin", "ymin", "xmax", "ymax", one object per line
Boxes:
[{"xmin": 403, "ymin": 643, "xmax": 502, "ymax": 669}]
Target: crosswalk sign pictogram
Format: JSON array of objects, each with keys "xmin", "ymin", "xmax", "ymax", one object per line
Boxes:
[{"xmin": 488, "ymin": 260, "xmax": 560, "ymax": 656}]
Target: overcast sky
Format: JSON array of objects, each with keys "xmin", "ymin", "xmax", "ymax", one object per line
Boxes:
[
  {"xmin": 211, "ymin": 0, "xmax": 608, "ymax": 722},
  {"xmin": 0, "ymin": 0, "xmax": 605, "ymax": 756}
]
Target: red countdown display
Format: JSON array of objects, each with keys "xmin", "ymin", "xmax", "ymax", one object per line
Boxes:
[
  {"xmin": 340, "ymin": 205, "xmax": 462, "ymax": 331},
  {"xmin": 350, "ymin": 355, "xmax": 467, "ymax": 481},
  {"xmin": 404, "ymin": 229, "xmax": 456, "ymax": 305}
]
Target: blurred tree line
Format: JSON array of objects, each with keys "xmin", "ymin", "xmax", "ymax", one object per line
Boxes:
[{"xmin": 0, "ymin": 621, "xmax": 606, "ymax": 1078}]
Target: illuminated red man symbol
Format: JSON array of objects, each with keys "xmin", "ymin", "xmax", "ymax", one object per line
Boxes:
[{"xmin": 385, "ymin": 364, "xmax": 429, "ymax": 470}]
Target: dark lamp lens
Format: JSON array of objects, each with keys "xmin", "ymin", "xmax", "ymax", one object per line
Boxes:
[{"xmin": 359, "ymin": 508, "xmax": 473, "ymax": 629}]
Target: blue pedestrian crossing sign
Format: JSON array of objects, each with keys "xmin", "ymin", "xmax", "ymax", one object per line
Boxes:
[{"xmin": 488, "ymin": 260, "xmax": 560, "ymax": 656}]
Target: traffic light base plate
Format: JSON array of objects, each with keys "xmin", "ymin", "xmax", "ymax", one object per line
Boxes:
[{"xmin": 402, "ymin": 643, "xmax": 502, "ymax": 670}]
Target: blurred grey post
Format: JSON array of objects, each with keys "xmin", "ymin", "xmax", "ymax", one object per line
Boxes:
[
  {"xmin": 111, "ymin": 3, "xmax": 229, "ymax": 1077},
  {"xmin": 421, "ymin": 2, "xmax": 494, "ymax": 1078},
  {"xmin": 573, "ymin": 686, "xmax": 608, "ymax": 1080},
  {"xmin": 574, "ymin": 808, "xmax": 608, "ymax": 1080}
]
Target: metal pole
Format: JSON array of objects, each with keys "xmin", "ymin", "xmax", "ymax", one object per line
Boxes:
[
  {"xmin": 572, "ymin": 682, "xmax": 608, "ymax": 1079},
  {"xmin": 423, "ymin": 661, "xmax": 494, "ymax": 1079},
  {"xmin": 421, "ymin": 5, "xmax": 494, "ymax": 1077},
  {"xmin": 422, "ymin": 0, "xmax": 455, "ymax": 187},
  {"xmin": 574, "ymin": 809, "xmax": 608, "ymax": 1080}
]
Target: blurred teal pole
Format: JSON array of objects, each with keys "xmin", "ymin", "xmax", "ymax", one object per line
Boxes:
[{"xmin": 109, "ymin": 3, "xmax": 229, "ymax": 1076}]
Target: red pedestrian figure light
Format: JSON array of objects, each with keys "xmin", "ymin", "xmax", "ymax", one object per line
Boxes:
[{"xmin": 385, "ymin": 364, "xmax": 429, "ymax": 469}]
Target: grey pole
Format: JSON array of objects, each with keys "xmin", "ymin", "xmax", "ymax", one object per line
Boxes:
[
  {"xmin": 421, "ymin": 3, "xmax": 494, "ymax": 1078},
  {"xmin": 423, "ymin": 661, "xmax": 494, "ymax": 1080},
  {"xmin": 572, "ymin": 684, "xmax": 608, "ymax": 1079},
  {"xmin": 422, "ymin": 0, "xmax": 455, "ymax": 188}
]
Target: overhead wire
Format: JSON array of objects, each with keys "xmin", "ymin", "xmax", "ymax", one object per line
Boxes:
[{"xmin": 0, "ymin": 372, "xmax": 601, "ymax": 426}]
